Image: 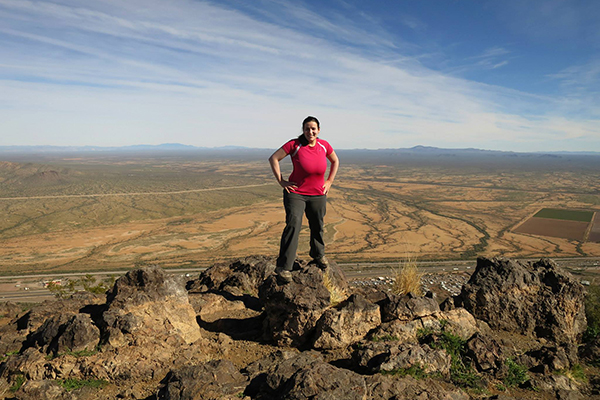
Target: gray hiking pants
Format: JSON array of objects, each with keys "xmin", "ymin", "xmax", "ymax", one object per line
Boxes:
[{"xmin": 276, "ymin": 191, "xmax": 327, "ymax": 271}]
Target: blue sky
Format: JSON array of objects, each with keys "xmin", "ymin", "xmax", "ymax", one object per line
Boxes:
[{"xmin": 1, "ymin": 0, "xmax": 599, "ymax": 151}]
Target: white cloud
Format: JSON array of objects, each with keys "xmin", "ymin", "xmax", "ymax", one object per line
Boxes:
[{"xmin": 0, "ymin": 0, "xmax": 598, "ymax": 151}]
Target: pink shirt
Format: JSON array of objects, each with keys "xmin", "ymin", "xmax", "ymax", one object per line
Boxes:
[{"xmin": 281, "ymin": 138, "xmax": 334, "ymax": 196}]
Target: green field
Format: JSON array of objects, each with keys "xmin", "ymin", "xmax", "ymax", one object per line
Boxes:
[{"xmin": 533, "ymin": 208, "xmax": 594, "ymax": 222}]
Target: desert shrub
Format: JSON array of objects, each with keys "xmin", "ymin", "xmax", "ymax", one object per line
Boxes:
[
  {"xmin": 584, "ymin": 285, "xmax": 600, "ymax": 342},
  {"xmin": 418, "ymin": 323, "xmax": 482, "ymax": 389},
  {"xmin": 10, "ymin": 374, "xmax": 25, "ymax": 392},
  {"xmin": 391, "ymin": 257, "xmax": 423, "ymax": 296},
  {"xmin": 556, "ymin": 364, "xmax": 587, "ymax": 383},
  {"xmin": 504, "ymin": 358, "xmax": 529, "ymax": 388},
  {"xmin": 369, "ymin": 334, "xmax": 399, "ymax": 342},
  {"xmin": 381, "ymin": 364, "xmax": 427, "ymax": 379},
  {"xmin": 322, "ymin": 271, "xmax": 347, "ymax": 306},
  {"xmin": 46, "ymin": 279, "xmax": 76, "ymax": 298}
]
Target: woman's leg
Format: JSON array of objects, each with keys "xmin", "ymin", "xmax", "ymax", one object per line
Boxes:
[
  {"xmin": 305, "ymin": 195, "xmax": 327, "ymax": 260},
  {"xmin": 276, "ymin": 191, "xmax": 306, "ymax": 271}
]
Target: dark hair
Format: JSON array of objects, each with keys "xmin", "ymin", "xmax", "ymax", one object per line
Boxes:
[
  {"xmin": 298, "ymin": 116, "xmax": 320, "ymax": 145},
  {"xmin": 302, "ymin": 116, "xmax": 320, "ymax": 129}
]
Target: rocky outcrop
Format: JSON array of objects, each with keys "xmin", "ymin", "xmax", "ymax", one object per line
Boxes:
[
  {"xmin": 379, "ymin": 291, "xmax": 440, "ymax": 322},
  {"xmin": 353, "ymin": 341, "xmax": 451, "ymax": 376},
  {"xmin": 312, "ymin": 293, "xmax": 381, "ymax": 350},
  {"xmin": 0, "ymin": 256, "xmax": 597, "ymax": 400},
  {"xmin": 26, "ymin": 313, "xmax": 100, "ymax": 355},
  {"xmin": 456, "ymin": 257, "xmax": 586, "ymax": 343},
  {"xmin": 187, "ymin": 255, "xmax": 277, "ymax": 297},
  {"xmin": 370, "ymin": 308, "xmax": 478, "ymax": 344},
  {"xmin": 258, "ymin": 265, "xmax": 332, "ymax": 347},
  {"xmin": 103, "ymin": 265, "xmax": 201, "ymax": 346},
  {"xmin": 158, "ymin": 360, "xmax": 248, "ymax": 400}
]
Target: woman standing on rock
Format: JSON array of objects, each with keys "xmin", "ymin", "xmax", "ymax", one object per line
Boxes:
[{"xmin": 269, "ymin": 116, "xmax": 339, "ymax": 282}]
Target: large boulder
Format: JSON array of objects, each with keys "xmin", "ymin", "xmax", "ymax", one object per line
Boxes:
[
  {"xmin": 258, "ymin": 265, "xmax": 332, "ymax": 347},
  {"xmin": 370, "ymin": 308, "xmax": 478, "ymax": 344},
  {"xmin": 312, "ymin": 294, "xmax": 381, "ymax": 350},
  {"xmin": 365, "ymin": 374, "xmax": 469, "ymax": 400},
  {"xmin": 26, "ymin": 313, "xmax": 100, "ymax": 355},
  {"xmin": 379, "ymin": 291, "xmax": 440, "ymax": 322},
  {"xmin": 353, "ymin": 341, "xmax": 451, "ymax": 376},
  {"xmin": 158, "ymin": 360, "xmax": 248, "ymax": 400},
  {"xmin": 102, "ymin": 265, "xmax": 201, "ymax": 346},
  {"xmin": 246, "ymin": 351, "xmax": 366, "ymax": 400},
  {"xmin": 456, "ymin": 257, "xmax": 586, "ymax": 343},
  {"xmin": 187, "ymin": 255, "xmax": 277, "ymax": 296}
]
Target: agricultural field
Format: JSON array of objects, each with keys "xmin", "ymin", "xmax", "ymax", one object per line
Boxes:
[
  {"xmin": 514, "ymin": 207, "xmax": 597, "ymax": 242},
  {"xmin": 590, "ymin": 213, "xmax": 600, "ymax": 243},
  {"xmin": 1, "ymin": 149, "xmax": 600, "ymax": 276}
]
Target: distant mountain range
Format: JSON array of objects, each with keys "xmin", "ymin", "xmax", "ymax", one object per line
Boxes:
[{"xmin": 0, "ymin": 143, "xmax": 598, "ymax": 156}]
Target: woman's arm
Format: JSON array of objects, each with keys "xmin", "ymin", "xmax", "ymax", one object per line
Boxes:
[
  {"xmin": 269, "ymin": 148, "xmax": 298, "ymax": 193},
  {"xmin": 323, "ymin": 150, "xmax": 339, "ymax": 195}
]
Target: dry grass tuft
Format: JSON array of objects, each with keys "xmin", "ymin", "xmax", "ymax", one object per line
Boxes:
[
  {"xmin": 322, "ymin": 271, "xmax": 347, "ymax": 306},
  {"xmin": 391, "ymin": 256, "xmax": 423, "ymax": 296}
]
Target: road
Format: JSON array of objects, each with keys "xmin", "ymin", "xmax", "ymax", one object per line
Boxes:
[
  {"xmin": 1, "ymin": 257, "xmax": 598, "ymax": 303},
  {"xmin": 0, "ymin": 183, "xmax": 272, "ymax": 201}
]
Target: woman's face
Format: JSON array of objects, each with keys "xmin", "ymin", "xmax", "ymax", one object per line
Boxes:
[{"xmin": 303, "ymin": 121, "xmax": 320, "ymax": 144}]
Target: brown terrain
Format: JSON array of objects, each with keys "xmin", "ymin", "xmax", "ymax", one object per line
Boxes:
[
  {"xmin": 1, "ymin": 152, "xmax": 599, "ymax": 279},
  {"xmin": 514, "ymin": 217, "xmax": 590, "ymax": 241}
]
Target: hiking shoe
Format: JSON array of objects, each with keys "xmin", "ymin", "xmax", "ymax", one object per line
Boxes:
[
  {"xmin": 275, "ymin": 268, "xmax": 293, "ymax": 283},
  {"xmin": 313, "ymin": 256, "xmax": 329, "ymax": 270}
]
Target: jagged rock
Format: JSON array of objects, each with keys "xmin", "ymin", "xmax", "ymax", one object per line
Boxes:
[
  {"xmin": 0, "ymin": 302, "xmax": 21, "ymax": 321},
  {"xmin": 189, "ymin": 292, "xmax": 246, "ymax": 318},
  {"xmin": 187, "ymin": 255, "xmax": 277, "ymax": 296},
  {"xmin": 312, "ymin": 294, "xmax": 381, "ymax": 350},
  {"xmin": 280, "ymin": 361, "xmax": 368, "ymax": 400},
  {"xmin": 353, "ymin": 341, "xmax": 451, "ymax": 376},
  {"xmin": 532, "ymin": 374, "xmax": 581, "ymax": 393},
  {"xmin": 23, "ymin": 313, "xmax": 100, "ymax": 356},
  {"xmin": 158, "ymin": 360, "xmax": 248, "ymax": 400},
  {"xmin": 464, "ymin": 333, "xmax": 503, "ymax": 373},
  {"xmin": 365, "ymin": 374, "xmax": 469, "ymax": 400},
  {"xmin": 13, "ymin": 294, "xmax": 103, "ymax": 335},
  {"xmin": 258, "ymin": 266, "xmax": 331, "ymax": 347},
  {"xmin": 579, "ymin": 337, "xmax": 600, "ymax": 365},
  {"xmin": 525, "ymin": 344, "xmax": 579, "ymax": 374},
  {"xmin": 379, "ymin": 292, "xmax": 440, "ymax": 323},
  {"xmin": 248, "ymin": 351, "xmax": 366, "ymax": 400},
  {"xmin": 102, "ymin": 265, "xmax": 201, "ymax": 346},
  {"xmin": 56, "ymin": 314, "xmax": 100, "ymax": 354},
  {"xmin": 371, "ymin": 308, "xmax": 478, "ymax": 344},
  {"xmin": 439, "ymin": 296, "xmax": 456, "ymax": 311},
  {"xmin": 12, "ymin": 379, "xmax": 68, "ymax": 400},
  {"xmin": 456, "ymin": 257, "xmax": 586, "ymax": 343},
  {"xmin": 0, "ymin": 347, "xmax": 48, "ymax": 381}
]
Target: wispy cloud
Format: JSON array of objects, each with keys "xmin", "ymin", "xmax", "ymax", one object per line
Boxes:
[{"xmin": 0, "ymin": 0, "xmax": 598, "ymax": 151}]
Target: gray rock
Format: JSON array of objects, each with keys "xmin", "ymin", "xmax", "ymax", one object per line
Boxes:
[
  {"xmin": 103, "ymin": 265, "xmax": 201, "ymax": 346},
  {"xmin": 56, "ymin": 314, "xmax": 100, "ymax": 354},
  {"xmin": 281, "ymin": 361, "xmax": 367, "ymax": 400},
  {"xmin": 158, "ymin": 359, "xmax": 248, "ymax": 400},
  {"xmin": 456, "ymin": 257, "xmax": 586, "ymax": 343},
  {"xmin": 353, "ymin": 341, "xmax": 451, "ymax": 376},
  {"xmin": 13, "ymin": 380, "xmax": 68, "ymax": 400},
  {"xmin": 313, "ymin": 294, "xmax": 381, "ymax": 350},
  {"xmin": 464, "ymin": 333, "xmax": 503, "ymax": 373},
  {"xmin": 187, "ymin": 255, "xmax": 277, "ymax": 296},
  {"xmin": 366, "ymin": 374, "xmax": 469, "ymax": 400},
  {"xmin": 379, "ymin": 292, "xmax": 440, "ymax": 323},
  {"xmin": 258, "ymin": 266, "xmax": 331, "ymax": 347}
]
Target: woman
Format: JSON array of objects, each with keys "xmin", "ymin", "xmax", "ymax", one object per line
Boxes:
[{"xmin": 268, "ymin": 116, "xmax": 339, "ymax": 282}]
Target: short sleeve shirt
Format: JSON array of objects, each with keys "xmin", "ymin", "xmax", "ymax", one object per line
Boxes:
[{"xmin": 281, "ymin": 138, "xmax": 333, "ymax": 196}]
